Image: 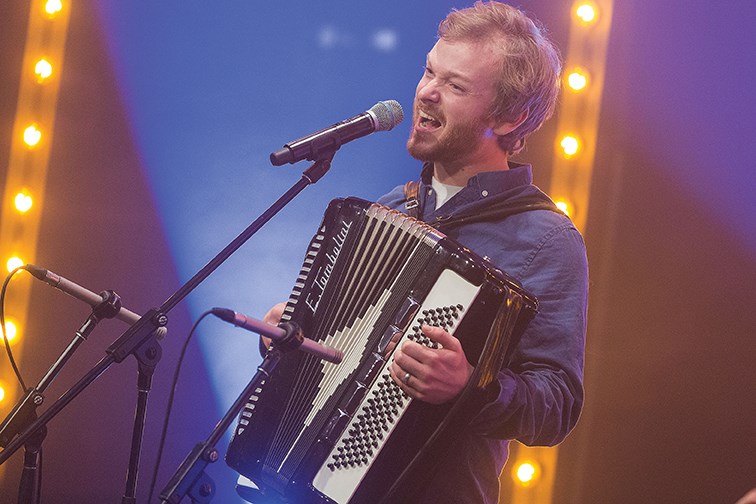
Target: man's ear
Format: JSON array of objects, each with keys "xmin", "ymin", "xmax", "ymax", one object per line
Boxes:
[{"xmin": 492, "ymin": 108, "xmax": 529, "ymax": 136}]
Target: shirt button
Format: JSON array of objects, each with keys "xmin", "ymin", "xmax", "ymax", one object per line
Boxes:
[{"xmin": 481, "ymin": 190, "xmax": 489, "ymax": 197}]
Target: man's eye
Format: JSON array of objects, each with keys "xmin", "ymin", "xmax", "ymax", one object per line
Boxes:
[
  {"xmin": 423, "ymin": 66, "xmax": 434, "ymax": 76},
  {"xmin": 450, "ymin": 83, "xmax": 465, "ymax": 92}
]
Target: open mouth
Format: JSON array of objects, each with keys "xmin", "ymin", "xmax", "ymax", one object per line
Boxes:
[{"xmin": 417, "ymin": 109, "xmax": 442, "ymax": 131}]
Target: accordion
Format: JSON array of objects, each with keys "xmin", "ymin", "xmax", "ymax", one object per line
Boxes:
[{"xmin": 226, "ymin": 197, "xmax": 538, "ymax": 503}]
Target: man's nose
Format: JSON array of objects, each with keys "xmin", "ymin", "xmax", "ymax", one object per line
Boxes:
[{"xmin": 417, "ymin": 80, "xmax": 440, "ymax": 103}]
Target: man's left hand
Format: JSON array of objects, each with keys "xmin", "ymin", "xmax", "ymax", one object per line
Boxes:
[{"xmin": 389, "ymin": 324, "xmax": 474, "ymax": 404}]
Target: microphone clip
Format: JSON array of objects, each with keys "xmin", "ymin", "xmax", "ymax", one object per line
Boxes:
[
  {"xmin": 91, "ymin": 290, "xmax": 122, "ymax": 322},
  {"xmin": 271, "ymin": 321, "xmax": 305, "ymax": 353}
]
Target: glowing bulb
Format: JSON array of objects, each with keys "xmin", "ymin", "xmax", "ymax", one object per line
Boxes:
[
  {"xmin": 3, "ymin": 321, "xmax": 18, "ymax": 343},
  {"xmin": 14, "ymin": 192, "xmax": 34, "ymax": 213},
  {"xmin": 555, "ymin": 199, "xmax": 572, "ymax": 216},
  {"xmin": 23, "ymin": 124, "xmax": 42, "ymax": 147},
  {"xmin": 0, "ymin": 384, "xmax": 5, "ymax": 402},
  {"xmin": 516, "ymin": 463, "xmax": 536, "ymax": 483},
  {"xmin": 513, "ymin": 460, "xmax": 541, "ymax": 487},
  {"xmin": 560, "ymin": 135, "xmax": 581, "ymax": 157},
  {"xmin": 45, "ymin": 0, "xmax": 63, "ymax": 16},
  {"xmin": 575, "ymin": 3, "xmax": 597, "ymax": 24},
  {"xmin": 34, "ymin": 59, "xmax": 53, "ymax": 81},
  {"xmin": 6, "ymin": 257, "xmax": 25, "ymax": 272},
  {"xmin": 567, "ymin": 69, "xmax": 589, "ymax": 91}
]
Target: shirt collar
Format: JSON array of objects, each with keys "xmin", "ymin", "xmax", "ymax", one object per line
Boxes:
[
  {"xmin": 422, "ymin": 161, "xmax": 533, "ymax": 198},
  {"xmin": 467, "ymin": 162, "xmax": 533, "ymax": 197}
]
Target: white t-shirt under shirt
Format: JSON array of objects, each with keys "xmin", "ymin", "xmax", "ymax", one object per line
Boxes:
[{"xmin": 431, "ymin": 177, "xmax": 465, "ymax": 210}]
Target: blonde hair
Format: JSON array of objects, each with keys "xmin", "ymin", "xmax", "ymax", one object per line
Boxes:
[{"xmin": 439, "ymin": 1, "xmax": 562, "ymax": 154}]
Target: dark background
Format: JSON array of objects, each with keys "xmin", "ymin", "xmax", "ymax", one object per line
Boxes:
[{"xmin": 1, "ymin": 1, "xmax": 754, "ymax": 503}]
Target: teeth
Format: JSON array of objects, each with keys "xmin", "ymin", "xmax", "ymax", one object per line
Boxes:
[{"xmin": 419, "ymin": 110, "xmax": 437, "ymax": 122}]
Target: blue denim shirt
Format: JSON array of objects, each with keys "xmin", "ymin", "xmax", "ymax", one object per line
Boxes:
[{"xmin": 376, "ymin": 163, "xmax": 588, "ymax": 503}]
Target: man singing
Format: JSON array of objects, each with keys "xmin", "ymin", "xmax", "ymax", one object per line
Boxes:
[
  {"xmin": 375, "ymin": 1, "xmax": 589, "ymax": 502},
  {"xmin": 242, "ymin": 2, "xmax": 588, "ymax": 502}
]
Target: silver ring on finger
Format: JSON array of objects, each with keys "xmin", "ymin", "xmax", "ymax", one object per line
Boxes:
[{"xmin": 402, "ymin": 371, "xmax": 411, "ymax": 385}]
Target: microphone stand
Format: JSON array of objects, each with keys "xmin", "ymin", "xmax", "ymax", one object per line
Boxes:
[
  {"xmin": 158, "ymin": 343, "xmax": 283, "ymax": 503},
  {"xmin": 0, "ymin": 291, "xmax": 123, "ymax": 504},
  {"xmin": 157, "ymin": 349, "xmax": 280, "ymax": 503},
  {"xmin": 159, "ymin": 314, "xmax": 344, "ymax": 503},
  {"xmin": 0, "ymin": 153, "xmax": 336, "ymax": 502}
]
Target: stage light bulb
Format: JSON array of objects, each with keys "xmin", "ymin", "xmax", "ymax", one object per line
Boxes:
[
  {"xmin": 560, "ymin": 135, "xmax": 581, "ymax": 157},
  {"xmin": 15, "ymin": 192, "xmax": 34, "ymax": 213},
  {"xmin": 23, "ymin": 124, "xmax": 42, "ymax": 147},
  {"xmin": 555, "ymin": 199, "xmax": 572, "ymax": 216},
  {"xmin": 513, "ymin": 460, "xmax": 541, "ymax": 487},
  {"xmin": 35, "ymin": 59, "xmax": 53, "ymax": 81},
  {"xmin": 575, "ymin": 3, "xmax": 598, "ymax": 24},
  {"xmin": 45, "ymin": 0, "xmax": 63, "ymax": 16},
  {"xmin": 0, "ymin": 384, "xmax": 5, "ymax": 402},
  {"xmin": 6, "ymin": 257, "xmax": 25, "ymax": 273},
  {"xmin": 3, "ymin": 321, "xmax": 18, "ymax": 343},
  {"xmin": 567, "ymin": 69, "xmax": 589, "ymax": 91}
]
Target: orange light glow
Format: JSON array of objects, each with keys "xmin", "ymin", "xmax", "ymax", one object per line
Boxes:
[
  {"xmin": 23, "ymin": 124, "xmax": 42, "ymax": 147},
  {"xmin": 2, "ymin": 321, "xmax": 18, "ymax": 343},
  {"xmin": 44, "ymin": 0, "xmax": 63, "ymax": 17},
  {"xmin": 575, "ymin": 3, "xmax": 598, "ymax": 24},
  {"xmin": 513, "ymin": 460, "xmax": 541, "ymax": 487},
  {"xmin": 34, "ymin": 58, "xmax": 53, "ymax": 81},
  {"xmin": 14, "ymin": 192, "xmax": 34, "ymax": 213},
  {"xmin": 560, "ymin": 135, "xmax": 581, "ymax": 158},
  {"xmin": 567, "ymin": 69, "xmax": 589, "ymax": 91},
  {"xmin": 6, "ymin": 257, "xmax": 25, "ymax": 273},
  {"xmin": 555, "ymin": 199, "xmax": 572, "ymax": 216}
]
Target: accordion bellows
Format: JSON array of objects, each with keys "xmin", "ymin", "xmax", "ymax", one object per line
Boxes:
[{"xmin": 226, "ymin": 197, "xmax": 537, "ymax": 503}]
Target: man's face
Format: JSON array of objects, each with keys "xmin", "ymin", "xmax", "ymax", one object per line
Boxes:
[{"xmin": 407, "ymin": 38, "xmax": 501, "ymax": 167}]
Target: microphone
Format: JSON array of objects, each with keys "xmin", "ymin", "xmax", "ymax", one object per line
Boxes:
[
  {"xmin": 24, "ymin": 264, "xmax": 167, "ymax": 339},
  {"xmin": 270, "ymin": 100, "xmax": 404, "ymax": 166},
  {"xmin": 211, "ymin": 307, "xmax": 343, "ymax": 364}
]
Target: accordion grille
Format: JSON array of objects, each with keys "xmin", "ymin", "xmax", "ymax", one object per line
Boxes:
[{"xmin": 266, "ymin": 204, "xmax": 440, "ymax": 479}]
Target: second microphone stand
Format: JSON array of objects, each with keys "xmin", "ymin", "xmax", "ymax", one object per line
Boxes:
[
  {"xmin": 0, "ymin": 291, "xmax": 123, "ymax": 504},
  {"xmin": 0, "ymin": 153, "xmax": 336, "ymax": 503}
]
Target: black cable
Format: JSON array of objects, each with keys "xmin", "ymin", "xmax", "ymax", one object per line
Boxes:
[
  {"xmin": 1, "ymin": 265, "xmax": 29, "ymax": 391},
  {"xmin": 147, "ymin": 309, "xmax": 215, "ymax": 504},
  {"xmin": 1, "ymin": 264, "xmax": 45, "ymax": 503}
]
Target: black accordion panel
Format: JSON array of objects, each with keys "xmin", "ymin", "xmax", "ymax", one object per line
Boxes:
[{"xmin": 226, "ymin": 197, "xmax": 537, "ymax": 503}]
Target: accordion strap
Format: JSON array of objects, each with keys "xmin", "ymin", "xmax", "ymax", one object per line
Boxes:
[
  {"xmin": 433, "ymin": 194, "xmax": 564, "ymax": 232},
  {"xmin": 403, "ymin": 162, "xmax": 564, "ymax": 229},
  {"xmin": 403, "ymin": 180, "xmax": 422, "ymax": 220}
]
